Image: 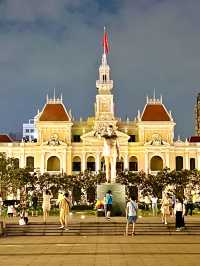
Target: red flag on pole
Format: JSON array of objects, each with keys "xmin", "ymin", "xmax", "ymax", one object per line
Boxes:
[{"xmin": 103, "ymin": 28, "xmax": 109, "ymax": 54}]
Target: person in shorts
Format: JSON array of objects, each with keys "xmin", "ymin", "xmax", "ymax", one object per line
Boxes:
[
  {"xmin": 105, "ymin": 190, "xmax": 112, "ymax": 219},
  {"xmin": 125, "ymin": 195, "xmax": 138, "ymax": 236}
]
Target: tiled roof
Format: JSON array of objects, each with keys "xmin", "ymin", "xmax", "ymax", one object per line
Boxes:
[
  {"xmin": 188, "ymin": 136, "xmax": 200, "ymax": 143},
  {"xmin": 39, "ymin": 103, "xmax": 70, "ymax": 122},
  {"xmin": 141, "ymin": 104, "xmax": 171, "ymax": 121},
  {"xmin": 0, "ymin": 134, "xmax": 13, "ymax": 143}
]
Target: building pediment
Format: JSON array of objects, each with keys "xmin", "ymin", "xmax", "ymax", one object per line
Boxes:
[
  {"xmin": 81, "ymin": 129, "xmax": 129, "ymax": 145},
  {"xmin": 144, "ymin": 133, "xmax": 170, "ymax": 146}
]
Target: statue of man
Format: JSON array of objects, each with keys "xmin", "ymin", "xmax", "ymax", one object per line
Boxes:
[{"xmin": 102, "ymin": 125, "xmax": 119, "ymax": 183}]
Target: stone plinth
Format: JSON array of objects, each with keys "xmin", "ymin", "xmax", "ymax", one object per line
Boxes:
[{"xmin": 97, "ymin": 183, "xmax": 126, "ymax": 216}]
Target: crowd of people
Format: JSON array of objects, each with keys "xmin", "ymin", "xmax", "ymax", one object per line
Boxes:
[{"xmin": 0, "ymin": 189, "xmax": 198, "ymax": 234}]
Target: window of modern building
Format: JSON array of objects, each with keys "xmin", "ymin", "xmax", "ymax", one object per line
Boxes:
[
  {"xmin": 72, "ymin": 135, "xmax": 81, "ymax": 142},
  {"xmin": 128, "ymin": 135, "xmax": 136, "ymax": 142}
]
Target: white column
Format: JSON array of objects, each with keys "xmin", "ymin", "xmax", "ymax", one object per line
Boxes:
[
  {"xmin": 144, "ymin": 152, "xmax": 148, "ymax": 173},
  {"xmin": 197, "ymin": 153, "xmax": 200, "ymax": 170},
  {"xmin": 96, "ymin": 152, "xmax": 100, "ymax": 173},
  {"xmin": 165, "ymin": 152, "xmax": 169, "ymax": 169},
  {"xmin": 20, "ymin": 154, "xmax": 25, "ymax": 168},
  {"xmin": 124, "ymin": 154, "xmax": 129, "ymax": 170},
  {"xmin": 63, "ymin": 150, "xmax": 67, "ymax": 173},
  {"xmin": 185, "ymin": 153, "xmax": 189, "ymax": 170},
  {"xmin": 40, "ymin": 152, "xmax": 45, "ymax": 174},
  {"xmin": 82, "ymin": 152, "xmax": 86, "ymax": 172}
]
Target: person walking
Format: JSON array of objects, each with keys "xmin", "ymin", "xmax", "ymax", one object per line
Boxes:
[
  {"xmin": 42, "ymin": 189, "xmax": 52, "ymax": 224},
  {"xmin": 161, "ymin": 193, "xmax": 171, "ymax": 225},
  {"xmin": 31, "ymin": 192, "xmax": 38, "ymax": 216},
  {"xmin": 59, "ymin": 192, "xmax": 71, "ymax": 230},
  {"xmin": 105, "ymin": 190, "xmax": 112, "ymax": 219},
  {"xmin": 151, "ymin": 195, "xmax": 158, "ymax": 216},
  {"xmin": 175, "ymin": 197, "xmax": 185, "ymax": 231},
  {"xmin": 125, "ymin": 195, "xmax": 138, "ymax": 236}
]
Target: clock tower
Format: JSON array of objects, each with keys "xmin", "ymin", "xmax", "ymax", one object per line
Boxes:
[{"xmin": 94, "ymin": 28, "xmax": 116, "ymax": 130}]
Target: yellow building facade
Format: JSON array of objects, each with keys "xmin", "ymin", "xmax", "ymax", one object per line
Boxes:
[{"xmin": 0, "ymin": 49, "xmax": 199, "ymax": 175}]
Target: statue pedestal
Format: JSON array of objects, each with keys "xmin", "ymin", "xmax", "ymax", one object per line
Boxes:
[{"xmin": 97, "ymin": 183, "xmax": 126, "ymax": 216}]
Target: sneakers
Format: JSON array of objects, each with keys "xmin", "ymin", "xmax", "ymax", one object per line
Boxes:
[{"xmin": 59, "ymin": 226, "xmax": 64, "ymax": 229}]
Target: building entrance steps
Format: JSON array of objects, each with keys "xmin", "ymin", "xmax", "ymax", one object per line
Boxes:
[{"xmin": 3, "ymin": 216, "xmax": 200, "ymax": 236}]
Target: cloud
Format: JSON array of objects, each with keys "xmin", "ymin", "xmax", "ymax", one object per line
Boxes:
[{"xmin": 0, "ymin": 0, "xmax": 199, "ymax": 138}]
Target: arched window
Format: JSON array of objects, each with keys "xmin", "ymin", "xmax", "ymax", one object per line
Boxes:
[
  {"xmin": 103, "ymin": 74, "xmax": 107, "ymax": 82},
  {"xmin": 72, "ymin": 156, "xmax": 81, "ymax": 172},
  {"xmin": 190, "ymin": 158, "xmax": 196, "ymax": 170},
  {"xmin": 13, "ymin": 158, "xmax": 19, "ymax": 169},
  {"xmin": 129, "ymin": 156, "xmax": 138, "ymax": 171},
  {"xmin": 87, "ymin": 156, "xmax": 95, "ymax": 171},
  {"xmin": 150, "ymin": 156, "xmax": 163, "ymax": 171},
  {"xmin": 26, "ymin": 156, "xmax": 34, "ymax": 171},
  {"xmin": 176, "ymin": 156, "xmax": 183, "ymax": 171},
  {"xmin": 47, "ymin": 156, "xmax": 60, "ymax": 171},
  {"xmin": 116, "ymin": 158, "xmax": 124, "ymax": 173}
]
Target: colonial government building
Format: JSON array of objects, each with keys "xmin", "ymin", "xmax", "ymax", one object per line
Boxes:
[{"xmin": 0, "ymin": 37, "xmax": 200, "ymax": 175}]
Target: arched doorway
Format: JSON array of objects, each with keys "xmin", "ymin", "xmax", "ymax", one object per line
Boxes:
[
  {"xmin": 87, "ymin": 156, "xmax": 95, "ymax": 171},
  {"xmin": 129, "ymin": 156, "xmax": 138, "ymax": 171},
  {"xmin": 116, "ymin": 157, "xmax": 124, "ymax": 173},
  {"xmin": 72, "ymin": 156, "xmax": 81, "ymax": 172},
  {"xmin": 26, "ymin": 156, "xmax": 34, "ymax": 171},
  {"xmin": 47, "ymin": 156, "xmax": 60, "ymax": 171},
  {"xmin": 176, "ymin": 156, "xmax": 183, "ymax": 171},
  {"xmin": 150, "ymin": 156, "xmax": 163, "ymax": 171}
]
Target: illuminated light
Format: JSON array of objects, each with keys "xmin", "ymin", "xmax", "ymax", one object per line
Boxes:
[{"xmin": 81, "ymin": 215, "xmax": 85, "ymax": 219}]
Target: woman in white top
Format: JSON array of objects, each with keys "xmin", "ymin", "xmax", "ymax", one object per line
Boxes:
[
  {"xmin": 175, "ymin": 197, "xmax": 185, "ymax": 231},
  {"xmin": 42, "ymin": 190, "xmax": 53, "ymax": 223}
]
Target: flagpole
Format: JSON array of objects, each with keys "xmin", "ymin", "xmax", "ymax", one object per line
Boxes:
[{"xmin": 103, "ymin": 26, "xmax": 106, "ymax": 55}]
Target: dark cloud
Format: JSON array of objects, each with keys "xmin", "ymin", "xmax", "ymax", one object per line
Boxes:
[{"xmin": 0, "ymin": 0, "xmax": 199, "ymax": 138}]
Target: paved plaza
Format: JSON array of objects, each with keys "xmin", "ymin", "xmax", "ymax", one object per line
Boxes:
[
  {"xmin": 1, "ymin": 216, "xmax": 200, "ymax": 266},
  {"xmin": 0, "ymin": 235, "xmax": 200, "ymax": 266}
]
